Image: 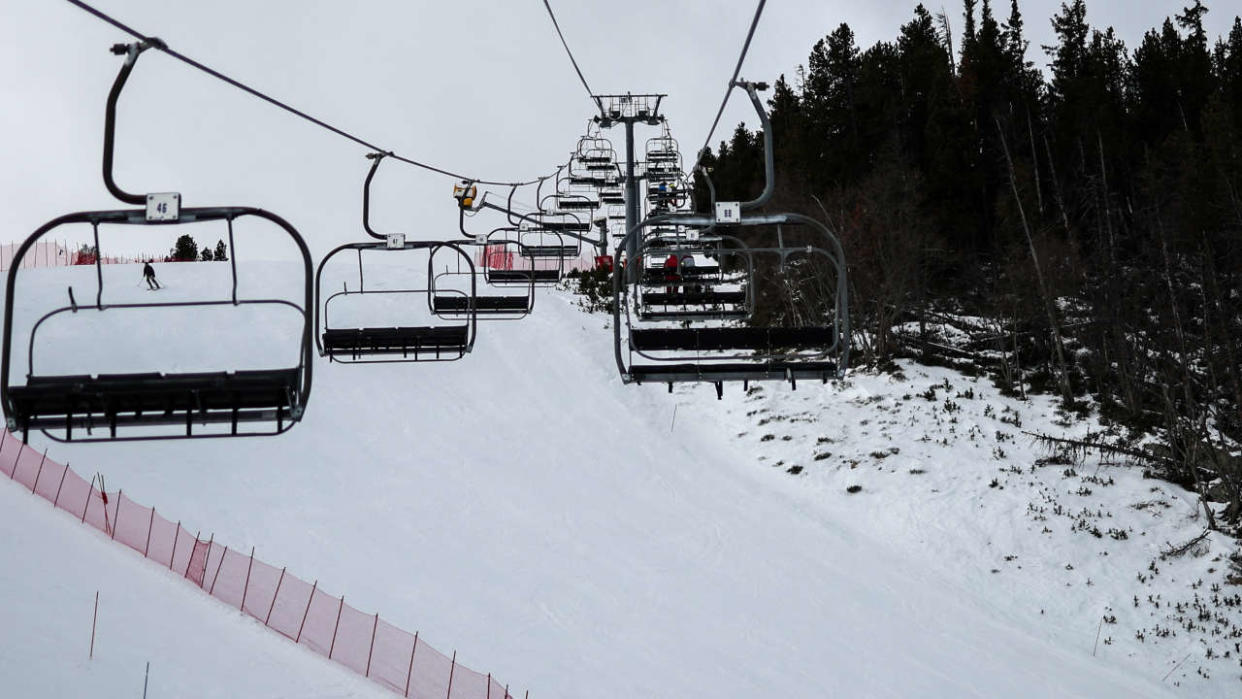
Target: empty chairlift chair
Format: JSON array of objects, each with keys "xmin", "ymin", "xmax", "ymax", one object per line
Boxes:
[
  {"xmin": 430, "ymin": 237, "xmax": 533, "ymax": 320},
  {"xmin": 479, "ymin": 230, "xmax": 565, "ymax": 286},
  {"xmin": 316, "ymin": 153, "xmax": 478, "ymax": 363},
  {"xmin": 316, "ymin": 241, "xmax": 477, "ymax": 362},
  {"xmin": 0, "ymin": 41, "xmax": 314, "ymax": 442}
]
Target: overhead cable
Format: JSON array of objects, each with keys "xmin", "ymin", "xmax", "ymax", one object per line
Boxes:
[
  {"xmin": 690, "ymin": 0, "xmax": 768, "ymax": 175},
  {"xmin": 64, "ymin": 0, "xmax": 555, "ymax": 187},
  {"xmin": 539, "ymin": 0, "xmax": 600, "ymax": 114}
]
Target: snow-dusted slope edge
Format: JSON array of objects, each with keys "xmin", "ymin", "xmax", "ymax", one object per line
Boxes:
[{"xmin": 2, "ymin": 262, "xmax": 1233, "ymax": 697}]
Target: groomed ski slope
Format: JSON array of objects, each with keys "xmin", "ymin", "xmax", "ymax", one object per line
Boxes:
[{"xmin": 0, "ymin": 262, "xmax": 1207, "ymax": 697}]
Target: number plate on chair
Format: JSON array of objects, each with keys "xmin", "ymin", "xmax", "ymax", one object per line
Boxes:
[
  {"xmin": 386, "ymin": 234, "xmax": 405, "ymax": 249},
  {"xmin": 715, "ymin": 201, "xmax": 740, "ymax": 224},
  {"xmin": 146, "ymin": 192, "xmax": 180, "ymax": 222}
]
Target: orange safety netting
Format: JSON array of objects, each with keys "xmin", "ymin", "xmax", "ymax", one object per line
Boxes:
[{"xmin": 0, "ymin": 431, "xmax": 519, "ymax": 699}]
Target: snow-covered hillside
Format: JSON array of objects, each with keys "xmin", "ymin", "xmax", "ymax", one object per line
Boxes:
[{"xmin": 2, "ymin": 261, "xmax": 1239, "ymax": 697}]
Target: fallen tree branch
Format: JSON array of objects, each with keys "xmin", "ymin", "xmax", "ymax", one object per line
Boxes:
[
  {"xmin": 1160, "ymin": 528, "xmax": 1210, "ymax": 559},
  {"xmin": 1022, "ymin": 431, "xmax": 1174, "ymax": 468}
]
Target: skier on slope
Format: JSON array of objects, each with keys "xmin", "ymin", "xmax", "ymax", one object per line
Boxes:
[{"xmin": 142, "ymin": 260, "xmax": 161, "ymax": 290}]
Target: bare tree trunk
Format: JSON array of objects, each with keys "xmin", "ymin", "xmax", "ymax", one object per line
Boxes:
[
  {"xmin": 1156, "ymin": 219, "xmax": 1216, "ymax": 531},
  {"xmin": 1042, "ymin": 135, "xmax": 1074, "ymax": 243},
  {"xmin": 1096, "ymin": 131, "xmax": 1117, "ymax": 266},
  {"xmin": 1026, "ymin": 108, "xmax": 1044, "ymax": 216},
  {"xmin": 997, "ymin": 117, "xmax": 1072, "ymax": 403}
]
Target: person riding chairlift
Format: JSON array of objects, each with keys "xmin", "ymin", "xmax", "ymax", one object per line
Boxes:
[
  {"xmin": 679, "ymin": 254, "xmax": 699, "ymax": 295},
  {"xmin": 662, "ymin": 253, "xmax": 680, "ymax": 294}
]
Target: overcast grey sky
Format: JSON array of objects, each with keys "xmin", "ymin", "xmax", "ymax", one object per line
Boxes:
[{"xmin": 1, "ymin": 1, "xmax": 1237, "ymax": 259}]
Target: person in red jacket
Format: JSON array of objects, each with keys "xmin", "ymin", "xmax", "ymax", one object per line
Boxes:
[{"xmin": 662, "ymin": 253, "xmax": 680, "ymax": 294}]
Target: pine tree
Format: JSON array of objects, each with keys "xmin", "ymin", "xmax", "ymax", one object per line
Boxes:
[
  {"xmin": 1174, "ymin": 0, "xmax": 1214, "ymax": 134},
  {"xmin": 803, "ymin": 24, "xmax": 863, "ymax": 187},
  {"xmin": 214, "ymin": 239, "xmax": 228, "ymax": 262},
  {"xmin": 171, "ymin": 234, "xmax": 197, "ymax": 262}
]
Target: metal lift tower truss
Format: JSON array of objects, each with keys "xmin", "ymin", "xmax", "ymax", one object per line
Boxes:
[{"xmin": 591, "ymin": 94, "xmax": 666, "ymax": 279}]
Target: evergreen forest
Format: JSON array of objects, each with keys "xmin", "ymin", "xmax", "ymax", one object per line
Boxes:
[{"xmin": 692, "ymin": 1, "xmax": 1242, "ymax": 526}]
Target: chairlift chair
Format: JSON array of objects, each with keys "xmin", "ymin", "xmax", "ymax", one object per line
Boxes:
[
  {"xmin": 316, "ymin": 240, "xmax": 478, "ymax": 362},
  {"xmin": 636, "ymin": 238, "xmax": 752, "ymax": 322},
  {"xmin": 0, "ymin": 41, "xmax": 314, "ymax": 442},
  {"xmin": 612, "ymin": 81, "xmax": 850, "ymax": 397},
  {"xmin": 480, "ymin": 230, "xmax": 565, "ymax": 286},
  {"xmin": 429, "ymin": 238, "xmax": 534, "ymax": 320},
  {"xmin": 315, "ymin": 153, "xmax": 478, "ymax": 363}
]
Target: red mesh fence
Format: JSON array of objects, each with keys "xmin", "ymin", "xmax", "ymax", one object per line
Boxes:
[{"xmin": 0, "ymin": 430, "xmax": 519, "ymax": 698}]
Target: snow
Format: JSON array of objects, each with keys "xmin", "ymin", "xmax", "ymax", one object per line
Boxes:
[
  {"xmin": 0, "ymin": 473, "xmax": 389, "ymax": 698},
  {"xmin": 2, "ymin": 261, "xmax": 1238, "ymax": 697}
]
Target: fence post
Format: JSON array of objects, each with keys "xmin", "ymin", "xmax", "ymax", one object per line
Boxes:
[
  {"xmin": 328, "ymin": 596, "xmax": 345, "ymax": 659},
  {"xmin": 81, "ymin": 472, "xmax": 94, "ymax": 523},
  {"xmin": 169, "ymin": 524, "xmax": 182, "ymax": 571},
  {"xmin": 208, "ymin": 544, "xmax": 228, "ymax": 595},
  {"xmin": 110, "ymin": 489, "xmax": 122, "ymax": 540},
  {"xmin": 404, "ymin": 631, "xmax": 419, "ymax": 698},
  {"xmin": 13, "ymin": 440, "xmax": 25, "ymax": 483},
  {"xmin": 295, "ymin": 581, "xmax": 317, "ymax": 643},
  {"xmin": 144, "ymin": 507, "xmax": 155, "ymax": 557},
  {"xmin": 446, "ymin": 650, "xmax": 456, "ymax": 699},
  {"xmin": 89, "ymin": 590, "xmax": 99, "ymax": 660},
  {"xmin": 183, "ymin": 531, "xmax": 200, "ymax": 577},
  {"xmin": 265, "ymin": 567, "xmax": 286, "ymax": 625},
  {"xmin": 30, "ymin": 448, "xmax": 47, "ymax": 493},
  {"xmin": 365, "ymin": 613, "xmax": 379, "ymax": 677},
  {"xmin": 487, "ymin": 674, "xmax": 491, "ymax": 699},
  {"xmin": 240, "ymin": 547, "xmax": 255, "ymax": 612},
  {"xmin": 52, "ymin": 462, "xmax": 70, "ymax": 508}
]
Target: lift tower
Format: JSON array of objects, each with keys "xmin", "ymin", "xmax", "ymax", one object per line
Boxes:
[{"xmin": 592, "ymin": 94, "xmax": 665, "ymax": 281}]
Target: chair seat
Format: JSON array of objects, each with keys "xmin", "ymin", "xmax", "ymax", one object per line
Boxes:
[
  {"xmin": 8, "ymin": 368, "xmax": 301, "ymax": 424},
  {"xmin": 323, "ymin": 325, "xmax": 468, "ymax": 357},
  {"xmin": 639, "ymin": 309, "xmax": 750, "ymax": 321},
  {"xmin": 631, "ymin": 326, "xmax": 834, "ymax": 352},
  {"xmin": 641, "ymin": 291, "xmax": 746, "ymax": 306},
  {"xmin": 538, "ymin": 221, "xmax": 591, "ymax": 232},
  {"xmin": 433, "ymin": 296, "xmax": 530, "ymax": 313},
  {"xmin": 642, "ymin": 266, "xmax": 721, "ymax": 285},
  {"xmin": 629, "ymin": 361, "xmax": 839, "ymax": 384},
  {"xmin": 486, "ymin": 269, "xmax": 561, "ymax": 283},
  {"xmin": 520, "ymin": 245, "xmax": 578, "ymax": 258}
]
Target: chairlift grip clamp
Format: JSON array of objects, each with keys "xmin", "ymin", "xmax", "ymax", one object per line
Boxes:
[
  {"xmin": 731, "ymin": 79, "xmax": 769, "ymax": 92},
  {"xmin": 111, "ymin": 38, "xmax": 166, "ymax": 62}
]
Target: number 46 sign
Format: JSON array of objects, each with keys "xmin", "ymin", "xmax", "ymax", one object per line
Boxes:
[{"xmin": 145, "ymin": 192, "xmax": 181, "ymax": 222}]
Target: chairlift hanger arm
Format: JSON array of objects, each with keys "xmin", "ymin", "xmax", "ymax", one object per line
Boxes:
[
  {"xmin": 103, "ymin": 40, "xmax": 167, "ymax": 206},
  {"xmin": 736, "ymin": 80, "xmax": 773, "ymax": 211},
  {"xmin": 361, "ymin": 152, "xmax": 399, "ymax": 241}
]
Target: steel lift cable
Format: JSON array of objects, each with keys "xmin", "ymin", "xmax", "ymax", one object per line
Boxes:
[{"xmin": 64, "ymin": 0, "xmax": 558, "ymax": 188}]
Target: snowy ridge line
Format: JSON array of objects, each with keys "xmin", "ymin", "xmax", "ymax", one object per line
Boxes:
[{"xmin": 0, "ymin": 430, "xmax": 520, "ymax": 699}]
